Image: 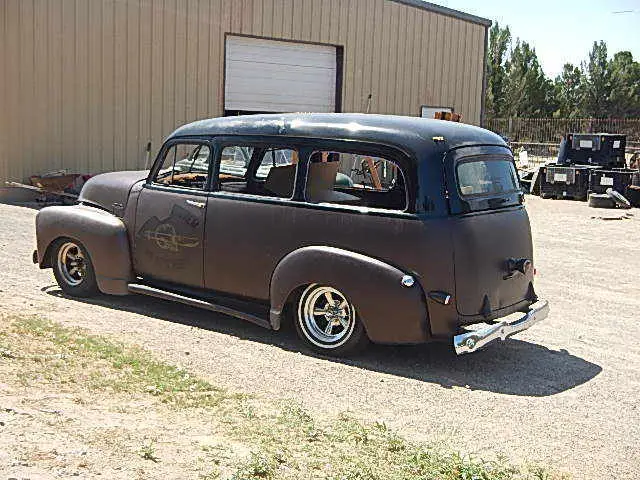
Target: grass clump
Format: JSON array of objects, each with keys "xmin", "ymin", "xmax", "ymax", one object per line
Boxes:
[
  {"xmin": 138, "ymin": 440, "xmax": 159, "ymax": 463},
  {"xmin": 8, "ymin": 315, "xmax": 228, "ymax": 408},
  {"xmin": 231, "ymin": 451, "xmax": 281, "ymax": 480}
]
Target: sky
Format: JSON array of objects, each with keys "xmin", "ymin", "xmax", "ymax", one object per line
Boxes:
[{"xmin": 435, "ymin": 0, "xmax": 640, "ymax": 78}]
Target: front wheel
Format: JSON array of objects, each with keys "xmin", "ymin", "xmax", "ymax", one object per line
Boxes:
[
  {"xmin": 295, "ymin": 284, "xmax": 369, "ymax": 356},
  {"xmin": 52, "ymin": 239, "xmax": 99, "ymax": 297}
]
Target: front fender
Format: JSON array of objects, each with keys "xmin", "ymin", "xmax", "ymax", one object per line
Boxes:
[
  {"xmin": 270, "ymin": 246, "xmax": 430, "ymax": 344},
  {"xmin": 36, "ymin": 205, "xmax": 133, "ymax": 295}
]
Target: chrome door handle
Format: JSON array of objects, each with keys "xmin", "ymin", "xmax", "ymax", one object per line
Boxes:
[{"xmin": 185, "ymin": 200, "xmax": 206, "ymax": 209}]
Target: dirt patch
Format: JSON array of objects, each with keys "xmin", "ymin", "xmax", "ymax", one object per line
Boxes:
[
  {"xmin": 1, "ymin": 315, "xmax": 560, "ymax": 479},
  {"xmin": 0, "ymin": 198, "xmax": 639, "ymax": 479}
]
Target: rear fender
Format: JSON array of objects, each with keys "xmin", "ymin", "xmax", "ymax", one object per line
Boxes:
[
  {"xmin": 36, "ymin": 205, "xmax": 132, "ymax": 295},
  {"xmin": 270, "ymin": 246, "xmax": 430, "ymax": 344}
]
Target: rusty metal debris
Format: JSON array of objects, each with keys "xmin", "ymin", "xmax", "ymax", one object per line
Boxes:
[
  {"xmin": 4, "ymin": 171, "xmax": 94, "ymax": 204},
  {"xmin": 5, "ymin": 181, "xmax": 79, "ymax": 200}
]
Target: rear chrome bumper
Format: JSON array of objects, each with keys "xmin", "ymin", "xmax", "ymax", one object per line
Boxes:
[{"xmin": 453, "ymin": 300, "xmax": 550, "ymax": 355}]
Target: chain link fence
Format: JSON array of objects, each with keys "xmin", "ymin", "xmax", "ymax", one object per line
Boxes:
[{"xmin": 485, "ymin": 118, "xmax": 640, "ymax": 170}]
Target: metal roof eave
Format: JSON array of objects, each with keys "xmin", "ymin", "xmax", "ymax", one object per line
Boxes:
[{"xmin": 391, "ymin": 0, "xmax": 492, "ymax": 27}]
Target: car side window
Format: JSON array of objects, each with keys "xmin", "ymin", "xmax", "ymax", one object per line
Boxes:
[
  {"xmin": 305, "ymin": 150, "xmax": 407, "ymax": 211},
  {"xmin": 256, "ymin": 148, "xmax": 298, "ymax": 179},
  {"xmin": 216, "ymin": 145, "xmax": 298, "ymax": 199},
  {"xmin": 153, "ymin": 143, "xmax": 211, "ymax": 190},
  {"xmin": 219, "ymin": 146, "xmax": 255, "ymax": 178}
]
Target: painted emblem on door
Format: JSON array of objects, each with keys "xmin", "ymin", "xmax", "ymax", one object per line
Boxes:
[
  {"xmin": 143, "ymin": 223, "xmax": 200, "ymax": 252},
  {"xmin": 135, "ymin": 205, "xmax": 202, "ymax": 270}
]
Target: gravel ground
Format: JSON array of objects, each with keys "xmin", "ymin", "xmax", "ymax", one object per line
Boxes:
[{"xmin": 1, "ymin": 197, "xmax": 639, "ymax": 479}]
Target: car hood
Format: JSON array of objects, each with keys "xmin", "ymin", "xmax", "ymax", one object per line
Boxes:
[{"xmin": 78, "ymin": 171, "xmax": 148, "ymax": 214}]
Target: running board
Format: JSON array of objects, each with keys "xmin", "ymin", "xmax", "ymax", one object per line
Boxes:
[{"xmin": 127, "ymin": 283, "xmax": 272, "ymax": 330}]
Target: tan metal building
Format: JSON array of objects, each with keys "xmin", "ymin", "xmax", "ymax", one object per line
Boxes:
[{"xmin": 0, "ymin": 0, "xmax": 490, "ymax": 184}]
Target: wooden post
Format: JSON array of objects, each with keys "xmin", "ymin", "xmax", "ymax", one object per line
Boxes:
[{"xmin": 364, "ymin": 157, "xmax": 383, "ymax": 190}]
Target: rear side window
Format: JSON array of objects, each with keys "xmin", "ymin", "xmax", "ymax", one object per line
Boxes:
[
  {"xmin": 457, "ymin": 159, "xmax": 519, "ymax": 197},
  {"xmin": 305, "ymin": 150, "xmax": 407, "ymax": 211}
]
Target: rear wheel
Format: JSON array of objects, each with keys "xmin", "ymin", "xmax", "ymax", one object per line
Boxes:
[
  {"xmin": 295, "ymin": 284, "xmax": 369, "ymax": 356},
  {"xmin": 52, "ymin": 239, "xmax": 99, "ymax": 297}
]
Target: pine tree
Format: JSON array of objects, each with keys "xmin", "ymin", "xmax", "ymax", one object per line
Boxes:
[
  {"xmin": 486, "ymin": 23, "xmax": 511, "ymax": 118},
  {"xmin": 608, "ymin": 51, "xmax": 640, "ymax": 117},
  {"xmin": 554, "ymin": 63, "xmax": 585, "ymax": 117},
  {"xmin": 504, "ymin": 41, "xmax": 557, "ymax": 117},
  {"xmin": 581, "ymin": 41, "xmax": 612, "ymax": 118}
]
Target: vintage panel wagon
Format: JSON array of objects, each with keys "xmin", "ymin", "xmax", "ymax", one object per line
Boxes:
[{"xmin": 34, "ymin": 114, "xmax": 549, "ymax": 356}]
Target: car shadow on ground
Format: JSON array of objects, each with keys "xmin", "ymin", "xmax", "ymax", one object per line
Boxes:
[{"xmin": 43, "ymin": 286, "xmax": 602, "ymax": 398}]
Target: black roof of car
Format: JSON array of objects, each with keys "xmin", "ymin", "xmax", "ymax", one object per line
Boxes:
[{"xmin": 169, "ymin": 113, "xmax": 508, "ymax": 159}]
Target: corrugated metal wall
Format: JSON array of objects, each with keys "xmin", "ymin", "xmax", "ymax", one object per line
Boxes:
[{"xmin": 0, "ymin": 0, "xmax": 487, "ymax": 183}]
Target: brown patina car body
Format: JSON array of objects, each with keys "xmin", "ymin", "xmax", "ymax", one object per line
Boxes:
[{"xmin": 34, "ymin": 113, "xmax": 549, "ymax": 356}]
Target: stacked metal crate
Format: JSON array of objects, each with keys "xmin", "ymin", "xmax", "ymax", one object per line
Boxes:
[
  {"xmin": 588, "ymin": 169, "xmax": 637, "ymax": 195},
  {"xmin": 538, "ymin": 133, "xmax": 634, "ymax": 201},
  {"xmin": 539, "ymin": 164, "xmax": 592, "ymax": 200}
]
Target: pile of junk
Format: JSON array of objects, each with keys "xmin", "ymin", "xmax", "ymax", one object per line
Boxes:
[
  {"xmin": 520, "ymin": 133, "xmax": 640, "ymax": 209},
  {"xmin": 6, "ymin": 170, "xmax": 93, "ymax": 204}
]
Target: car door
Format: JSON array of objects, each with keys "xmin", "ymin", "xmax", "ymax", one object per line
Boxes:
[
  {"xmin": 133, "ymin": 140, "xmax": 212, "ymax": 288},
  {"xmin": 203, "ymin": 139, "xmax": 304, "ymax": 299}
]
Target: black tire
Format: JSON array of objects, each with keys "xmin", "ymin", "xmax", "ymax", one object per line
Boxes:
[
  {"xmin": 588, "ymin": 193, "xmax": 616, "ymax": 209},
  {"xmin": 51, "ymin": 238, "xmax": 99, "ymax": 297},
  {"xmin": 625, "ymin": 185, "xmax": 640, "ymax": 208},
  {"xmin": 294, "ymin": 284, "xmax": 369, "ymax": 356}
]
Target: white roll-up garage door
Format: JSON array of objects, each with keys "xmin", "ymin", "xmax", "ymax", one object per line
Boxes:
[{"xmin": 225, "ymin": 36, "xmax": 337, "ymax": 114}]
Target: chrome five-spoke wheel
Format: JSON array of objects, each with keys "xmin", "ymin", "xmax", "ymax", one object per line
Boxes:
[{"xmin": 295, "ymin": 284, "xmax": 369, "ymax": 355}]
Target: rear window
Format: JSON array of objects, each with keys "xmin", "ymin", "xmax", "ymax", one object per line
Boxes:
[{"xmin": 457, "ymin": 159, "xmax": 519, "ymax": 197}]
